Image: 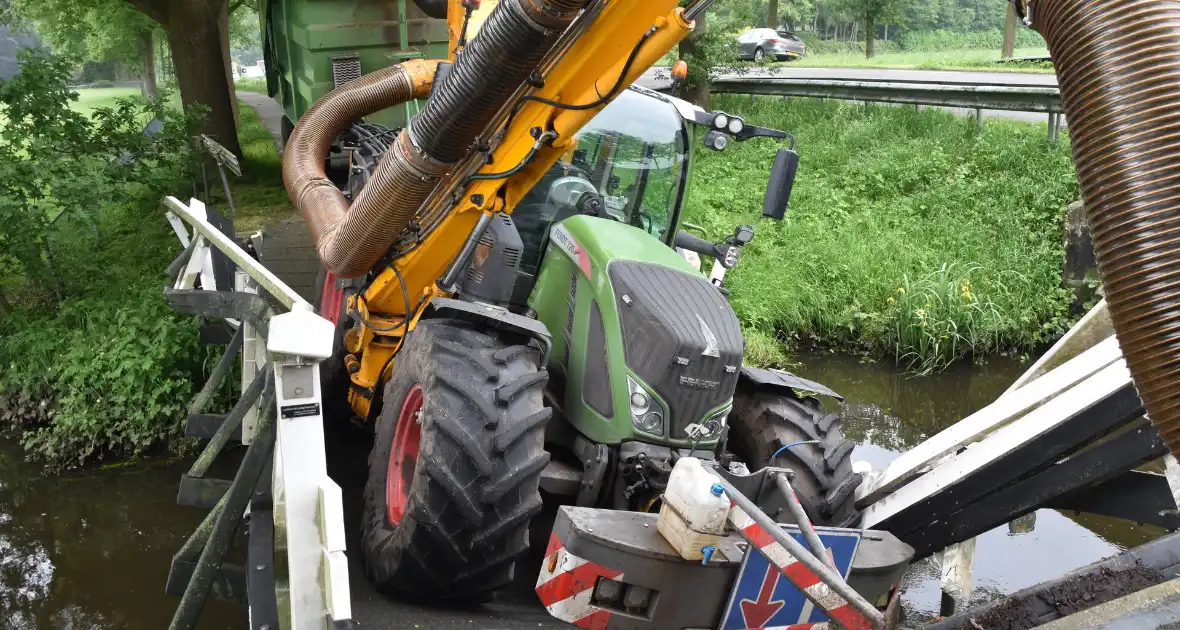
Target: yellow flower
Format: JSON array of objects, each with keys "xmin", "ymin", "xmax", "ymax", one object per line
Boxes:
[
  {"xmin": 896, "ymin": 287, "xmax": 905, "ymax": 294},
  {"xmin": 886, "ymin": 297, "xmax": 895, "ymax": 304}
]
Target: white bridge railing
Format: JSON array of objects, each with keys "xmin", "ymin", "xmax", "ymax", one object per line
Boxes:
[
  {"xmin": 855, "ymin": 297, "xmax": 1180, "ymax": 616},
  {"xmin": 163, "ymin": 196, "xmax": 351, "ymax": 630}
]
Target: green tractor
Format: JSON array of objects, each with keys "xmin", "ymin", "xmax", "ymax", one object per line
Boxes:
[{"xmin": 329, "ymin": 83, "xmax": 861, "ymax": 598}]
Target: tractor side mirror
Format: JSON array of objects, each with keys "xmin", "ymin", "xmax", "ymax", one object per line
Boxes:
[{"xmin": 763, "ymin": 148, "xmax": 799, "ymax": 221}]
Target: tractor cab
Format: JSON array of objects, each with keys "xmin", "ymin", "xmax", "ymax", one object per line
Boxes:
[{"xmin": 513, "ymin": 87, "xmax": 690, "ymax": 285}]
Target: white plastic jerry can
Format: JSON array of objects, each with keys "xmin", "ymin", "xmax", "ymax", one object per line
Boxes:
[{"xmin": 657, "ymin": 457, "xmax": 730, "ymax": 561}]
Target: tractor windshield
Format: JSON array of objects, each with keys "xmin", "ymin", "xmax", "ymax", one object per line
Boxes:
[
  {"xmin": 514, "ymin": 89, "xmax": 690, "ymax": 274},
  {"xmin": 572, "ymin": 91, "xmax": 689, "ymax": 237}
]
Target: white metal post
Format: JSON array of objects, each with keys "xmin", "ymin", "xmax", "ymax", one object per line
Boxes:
[
  {"xmin": 269, "ymin": 305, "xmax": 350, "ymax": 628},
  {"xmin": 165, "ymin": 197, "xmax": 352, "ymax": 628},
  {"xmin": 236, "ymin": 271, "xmax": 265, "ymax": 445}
]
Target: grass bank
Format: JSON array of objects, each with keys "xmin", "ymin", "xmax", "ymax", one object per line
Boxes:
[
  {"xmin": 791, "ymin": 47, "xmax": 1053, "ymax": 73},
  {"xmin": 234, "ymin": 77, "xmax": 268, "ymax": 95},
  {"xmin": 686, "ymin": 96, "xmax": 1079, "ymax": 372}
]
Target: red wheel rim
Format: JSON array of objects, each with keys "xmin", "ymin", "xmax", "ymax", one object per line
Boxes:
[
  {"xmin": 386, "ymin": 384, "xmax": 423, "ymax": 525},
  {"xmin": 319, "ymin": 271, "xmax": 345, "ymax": 325}
]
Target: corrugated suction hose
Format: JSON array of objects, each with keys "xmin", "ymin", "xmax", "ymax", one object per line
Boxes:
[
  {"xmin": 283, "ymin": 60, "xmax": 439, "ymax": 276},
  {"xmin": 284, "ymin": 0, "xmax": 587, "ymax": 278},
  {"xmin": 1032, "ymin": 0, "xmax": 1180, "ymax": 456}
]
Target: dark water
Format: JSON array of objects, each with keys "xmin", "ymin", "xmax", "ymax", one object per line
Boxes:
[
  {"xmin": 794, "ymin": 352, "xmax": 1165, "ymax": 619},
  {"xmin": 0, "ymin": 354, "xmax": 1162, "ymax": 628},
  {"xmin": 0, "ymin": 440, "xmax": 244, "ymax": 629}
]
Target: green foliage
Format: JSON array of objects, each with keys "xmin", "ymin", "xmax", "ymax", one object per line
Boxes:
[
  {"xmin": 686, "ymin": 96, "xmax": 1079, "ymax": 371},
  {"xmin": 832, "ymin": 0, "xmax": 913, "ymax": 30},
  {"xmin": 12, "ymin": 0, "xmax": 154, "ymax": 69},
  {"xmin": 5, "ymin": 280, "xmax": 206, "ymax": 467},
  {"xmin": 742, "ymin": 326, "xmax": 795, "ymax": 368},
  {"xmin": 0, "ymin": 52, "xmax": 193, "ymax": 289},
  {"xmin": 890, "ymin": 263, "xmax": 1009, "ymax": 374},
  {"xmin": 234, "ymin": 77, "xmax": 268, "ymax": 95},
  {"xmin": 0, "ymin": 51, "xmax": 209, "ymax": 469},
  {"xmin": 794, "ymin": 46, "xmax": 1052, "ymax": 72},
  {"xmin": 897, "ymin": 27, "xmax": 1045, "ymax": 52}
]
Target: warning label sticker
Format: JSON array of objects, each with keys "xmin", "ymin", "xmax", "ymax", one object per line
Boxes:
[{"xmin": 280, "ymin": 402, "xmax": 321, "ymax": 419}]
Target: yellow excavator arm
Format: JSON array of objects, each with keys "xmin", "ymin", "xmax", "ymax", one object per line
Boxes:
[{"xmin": 283, "ymin": 0, "xmax": 699, "ymax": 418}]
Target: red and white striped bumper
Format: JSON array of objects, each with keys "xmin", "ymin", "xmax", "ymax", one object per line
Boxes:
[{"xmin": 536, "ymin": 532, "xmax": 624, "ymax": 629}]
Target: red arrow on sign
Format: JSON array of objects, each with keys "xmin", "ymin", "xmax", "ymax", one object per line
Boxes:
[{"xmin": 740, "ymin": 564, "xmax": 785, "ymax": 627}]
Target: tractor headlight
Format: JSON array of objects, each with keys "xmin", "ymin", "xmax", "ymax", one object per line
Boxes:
[
  {"xmin": 713, "ymin": 112, "xmax": 729, "ymax": 130},
  {"xmin": 630, "ymin": 391, "xmax": 649, "ymax": 412},
  {"xmin": 628, "ymin": 376, "xmax": 663, "ymax": 436},
  {"xmin": 727, "ymin": 117, "xmax": 745, "ymax": 135},
  {"xmin": 704, "ymin": 130, "xmax": 729, "ymax": 152},
  {"xmin": 635, "ymin": 411, "xmax": 664, "ymax": 434}
]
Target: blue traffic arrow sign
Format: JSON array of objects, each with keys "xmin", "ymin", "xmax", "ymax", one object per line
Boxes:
[{"xmin": 720, "ymin": 525, "xmax": 862, "ymax": 630}]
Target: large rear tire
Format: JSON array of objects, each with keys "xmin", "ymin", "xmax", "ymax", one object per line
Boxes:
[
  {"xmin": 361, "ymin": 319, "xmax": 552, "ymax": 601},
  {"xmin": 729, "ymin": 388, "xmax": 860, "ymax": 526}
]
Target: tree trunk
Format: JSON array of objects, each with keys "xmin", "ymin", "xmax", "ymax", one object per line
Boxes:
[
  {"xmin": 768, "ymin": 0, "xmax": 778, "ymax": 30},
  {"xmin": 678, "ymin": 10, "xmax": 710, "ymax": 108},
  {"xmin": 158, "ymin": 32, "xmax": 168, "ymax": 84},
  {"xmin": 883, "ymin": 23, "xmax": 889, "ymax": 42},
  {"xmin": 166, "ymin": 0, "xmax": 242, "ymax": 156},
  {"xmin": 865, "ymin": 15, "xmax": 874, "ymax": 58},
  {"xmin": 1002, "ymin": 4, "xmax": 1018, "ymax": 59},
  {"xmin": 138, "ymin": 28, "xmax": 158, "ymax": 99},
  {"xmin": 218, "ymin": 0, "xmax": 239, "ymax": 126},
  {"xmin": 0, "ymin": 290, "xmax": 10, "ymax": 316}
]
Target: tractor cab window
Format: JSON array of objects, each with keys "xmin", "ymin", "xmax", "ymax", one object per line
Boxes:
[{"xmin": 513, "ymin": 89, "xmax": 689, "ymax": 275}]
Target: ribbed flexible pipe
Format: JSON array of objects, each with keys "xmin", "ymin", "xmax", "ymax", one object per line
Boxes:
[
  {"xmin": 408, "ymin": 0, "xmax": 586, "ymax": 163},
  {"xmin": 285, "ymin": 0, "xmax": 587, "ymax": 278},
  {"xmin": 1032, "ymin": 0, "xmax": 1180, "ymax": 457},
  {"xmin": 283, "ymin": 59, "xmax": 439, "ymax": 277}
]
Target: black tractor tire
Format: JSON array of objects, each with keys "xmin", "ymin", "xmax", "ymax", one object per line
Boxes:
[
  {"xmin": 729, "ymin": 388, "xmax": 860, "ymax": 526},
  {"xmin": 361, "ymin": 319, "xmax": 552, "ymax": 601}
]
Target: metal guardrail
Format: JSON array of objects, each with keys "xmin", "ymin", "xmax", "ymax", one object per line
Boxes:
[
  {"xmin": 640, "ymin": 67, "xmax": 1068, "ymax": 143},
  {"xmin": 710, "ymin": 76, "xmax": 1063, "ymax": 115},
  {"xmin": 161, "ymin": 196, "xmax": 352, "ymax": 630}
]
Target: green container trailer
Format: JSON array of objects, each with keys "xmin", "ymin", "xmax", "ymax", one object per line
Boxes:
[{"xmin": 259, "ymin": 0, "xmax": 450, "ymax": 141}]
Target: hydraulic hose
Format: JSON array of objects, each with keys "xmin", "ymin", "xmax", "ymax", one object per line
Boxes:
[
  {"xmin": 1029, "ymin": 0, "xmax": 1180, "ymax": 457},
  {"xmin": 285, "ymin": 0, "xmax": 587, "ymax": 278}
]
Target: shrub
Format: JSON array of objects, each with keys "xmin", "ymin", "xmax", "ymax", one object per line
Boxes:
[
  {"xmin": 0, "ymin": 51, "xmax": 209, "ymax": 469},
  {"xmin": 897, "ymin": 28, "xmax": 1046, "ymax": 52}
]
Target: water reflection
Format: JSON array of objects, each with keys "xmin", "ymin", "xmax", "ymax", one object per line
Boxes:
[
  {"xmin": 0, "ymin": 440, "xmax": 244, "ymax": 629},
  {"xmin": 792, "ymin": 352, "xmax": 1166, "ymax": 620}
]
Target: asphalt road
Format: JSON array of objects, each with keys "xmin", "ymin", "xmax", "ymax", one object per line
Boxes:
[{"xmin": 637, "ymin": 65, "xmax": 1061, "ymax": 125}]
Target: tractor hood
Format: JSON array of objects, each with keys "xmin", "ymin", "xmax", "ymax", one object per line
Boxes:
[{"xmin": 530, "ymin": 215, "xmax": 743, "ymax": 448}]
